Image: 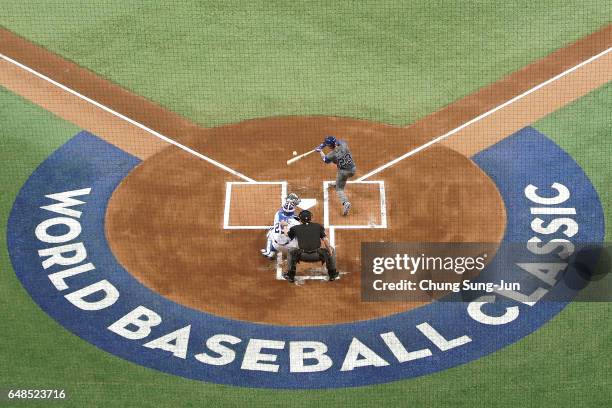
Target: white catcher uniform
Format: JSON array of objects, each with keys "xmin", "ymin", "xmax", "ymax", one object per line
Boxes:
[{"xmin": 261, "ymin": 193, "xmax": 301, "ymax": 258}]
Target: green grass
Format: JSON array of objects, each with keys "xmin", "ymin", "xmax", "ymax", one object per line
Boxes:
[
  {"xmin": 1, "ymin": 82, "xmax": 611, "ymax": 406},
  {"xmin": 1, "ymin": 1, "xmax": 610, "ymax": 127},
  {"xmin": 535, "ymin": 82, "xmax": 612, "ymax": 238}
]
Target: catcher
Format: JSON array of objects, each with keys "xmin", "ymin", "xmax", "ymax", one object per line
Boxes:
[{"xmin": 260, "ymin": 193, "xmax": 301, "ymax": 259}]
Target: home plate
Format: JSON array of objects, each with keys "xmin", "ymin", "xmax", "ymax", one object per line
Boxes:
[{"xmin": 298, "ymin": 198, "xmax": 317, "ymax": 210}]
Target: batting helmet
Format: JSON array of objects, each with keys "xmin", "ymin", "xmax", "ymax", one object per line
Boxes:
[
  {"xmin": 324, "ymin": 135, "xmax": 337, "ymax": 147},
  {"xmin": 298, "ymin": 210, "xmax": 312, "ymax": 223}
]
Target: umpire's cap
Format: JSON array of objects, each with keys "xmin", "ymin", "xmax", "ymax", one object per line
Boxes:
[{"xmin": 298, "ymin": 210, "xmax": 312, "ymax": 223}]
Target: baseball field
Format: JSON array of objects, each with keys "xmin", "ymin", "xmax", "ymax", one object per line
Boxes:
[{"xmin": 1, "ymin": 2, "xmax": 611, "ymax": 407}]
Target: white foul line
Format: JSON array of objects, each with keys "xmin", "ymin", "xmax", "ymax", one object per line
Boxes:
[
  {"xmin": 0, "ymin": 52, "xmax": 256, "ymax": 183},
  {"xmin": 357, "ymin": 46, "xmax": 612, "ymax": 181}
]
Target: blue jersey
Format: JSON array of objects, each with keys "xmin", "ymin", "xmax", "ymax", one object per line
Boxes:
[
  {"xmin": 273, "ymin": 210, "xmax": 296, "ymax": 234},
  {"xmin": 270, "ymin": 209, "xmax": 300, "ymax": 246}
]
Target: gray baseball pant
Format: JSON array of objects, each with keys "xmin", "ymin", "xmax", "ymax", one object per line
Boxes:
[{"xmin": 335, "ymin": 168, "xmax": 355, "ymax": 203}]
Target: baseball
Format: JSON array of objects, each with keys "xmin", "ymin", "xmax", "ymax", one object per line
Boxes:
[{"xmin": 292, "ymin": 151, "xmax": 297, "ymax": 156}]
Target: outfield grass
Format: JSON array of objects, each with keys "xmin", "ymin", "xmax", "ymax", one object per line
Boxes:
[
  {"xmin": 1, "ymin": 80, "xmax": 611, "ymax": 406},
  {"xmin": 1, "ymin": 1, "xmax": 610, "ymax": 127}
]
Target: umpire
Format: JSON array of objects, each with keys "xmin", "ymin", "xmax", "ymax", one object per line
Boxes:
[{"xmin": 283, "ymin": 210, "xmax": 338, "ymax": 282}]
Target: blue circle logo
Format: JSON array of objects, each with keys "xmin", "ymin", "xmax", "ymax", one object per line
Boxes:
[{"xmin": 7, "ymin": 127, "xmax": 604, "ymax": 388}]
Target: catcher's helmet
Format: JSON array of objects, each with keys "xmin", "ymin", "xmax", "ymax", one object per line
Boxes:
[
  {"xmin": 324, "ymin": 135, "xmax": 337, "ymax": 147},
  {"xmin": 282, "ymin": 201, "xmax": 296, "ymax": 214},
  {"xmin": 285, "ymin": 192, "xmax": 301, "ymax": 206},
  {"xmin": 298, "ymin": 210, "xmax": 312, "ymax": 223}
]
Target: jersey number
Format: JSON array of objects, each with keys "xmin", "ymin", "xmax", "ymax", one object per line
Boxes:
[{"xmin": 338, "ymin": 153, "xmax": 353, "ymax": 168}]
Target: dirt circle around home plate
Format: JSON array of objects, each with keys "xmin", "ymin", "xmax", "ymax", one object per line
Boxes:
[{"xmin": 105, "ymin": 116, "xmax": 506, "ymax": 326}]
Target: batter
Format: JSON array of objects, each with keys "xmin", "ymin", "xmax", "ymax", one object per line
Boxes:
[{"xmin": 316, "ymin": 135, "xmax": 356, "ymax": 216}]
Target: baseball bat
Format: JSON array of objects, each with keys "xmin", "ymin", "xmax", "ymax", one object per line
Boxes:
[{"xmin": 287, "ymin": 149, "xmax": 316, "ymax": 165}]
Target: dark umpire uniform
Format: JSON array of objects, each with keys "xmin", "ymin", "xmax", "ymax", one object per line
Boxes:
[{"xmin": 283, "ymin": 210, "xmax": 338, "ymax": 282}]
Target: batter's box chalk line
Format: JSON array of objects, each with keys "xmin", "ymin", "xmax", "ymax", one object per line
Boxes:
[
  {"xmin": 274, "ymin": 180, "xmax": 387, "ymax": 282},
  {"xmin": 223, "ymin": 181, "xmax": 287, "ymax": 230},
  {"xmin": 274, "ymin": 252, "xmax": 349, "ymax": 282},
  {"xmin": 223, "ymin": 180, "xmax": 386, "ymax": 282},
  {"xmin": 274, "ymin": 252, "xmax": 328, "ymax": 281},
  {"xmin": 323, "ymin": 180, "xmax": 388, "ymax": 231}
]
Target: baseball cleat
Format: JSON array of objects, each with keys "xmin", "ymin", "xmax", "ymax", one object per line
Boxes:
[
  {"xmin": 342, "ymin": 201, "xmax": 351, "ymax": 216},
  {"xmin": 260, "ymin": 250, "xmax": 276, "ymax": 259},
  {"xmin": 328, "ymin": 272, "xmax": 339, "ymax": 281},
  {"xmin": 282, "ymin": 273, "xmax": 295, "ymax": 283}
]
